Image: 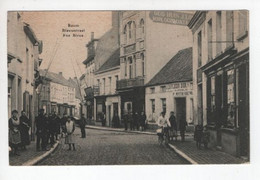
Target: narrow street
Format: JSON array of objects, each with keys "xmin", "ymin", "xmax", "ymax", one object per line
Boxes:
[{"xmin": 38, "ymin": 127, "xmax": 188, "ymax": 165}]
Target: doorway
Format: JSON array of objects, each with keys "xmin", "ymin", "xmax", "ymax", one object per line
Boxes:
[{"xmin": 175, "ymin": 97, "xmax": 186, "ymax": 130}]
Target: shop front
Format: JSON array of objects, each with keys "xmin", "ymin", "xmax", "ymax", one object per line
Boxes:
[{"xmin": 202, "ymin": 48, "xmax": 249, "ymax": 157}]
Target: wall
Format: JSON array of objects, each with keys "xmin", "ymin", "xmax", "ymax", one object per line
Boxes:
[
  {"xmin": 145, "ymin": 11, "xmax": 193, "ymax": 84},
  {"xmin": 145, "ymin": 81, "xmax": 193, "ymax": 124}
]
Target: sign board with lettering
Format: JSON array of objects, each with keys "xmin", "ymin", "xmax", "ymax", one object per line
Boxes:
[{"xmin": 149, "ymin": 11, "xmax": 194, "ymax": 26}]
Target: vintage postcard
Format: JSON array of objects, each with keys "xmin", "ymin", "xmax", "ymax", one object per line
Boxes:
[{"xmin": 7, "ymin": 10, "xmax": 250, "ymax": 167}]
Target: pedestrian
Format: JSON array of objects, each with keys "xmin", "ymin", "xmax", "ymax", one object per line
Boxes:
[
  {"xmin": 179, "ymin": 113, "xmax": 187, "ymax": 142},
  {"xmin": 79, "ymin": 114, "xmax": 86, "ymax": 138},
  {"xmin": 55, "ymin": 113, "xmax": 61, "ymax": 140},
  {"xmin": 123, "ymin": 110, "xmax": 128, "ymax": 130},
  {"xmin": 19, "ymin": 110, "xmax": 30, "ymax": 150},
  {"xmin": 49, "ymin": 111, "xmax": 58, "ymax": 147},
  {"xmin": 60, "ymin": 113, "xmax": 68, "ymax": 137},
  {"xmin": 101, "ymin": 112, "xmax": 106, "ymax": 127},
  {"xmin": 140, "ymin": 111, "xmax": 146, "ymax": 131},
  {"xmin": 133, "ymin": 112, "xmax": 140, "ymax": 130},
  {"xmin": 35, "ymin": 109, "xmax": 48, "ymax": 151},
  {"xmin": 9, "ymin": 110, "xmax": 21, "ymax": 156},
  {"xmin": 45, "ymin": 113, "xmax": 51, "ymax": 146},
  {"xmin": 112, "ymin": 112, "xmax": 120, "ymax": 128},
  {"xmin": 65, "ymin": 116, "xmax": 76, "ymax": 151},
  {"xmin": 129, "ymin": 111, "xmax": 134, "ymax": 130},
  {"xmin": 157, "ymin": 111, "xmax": 171, "ymax": 143},
  {"xmin": 168, "ymin": 111, "xmax": 177, "ymax": 141}
]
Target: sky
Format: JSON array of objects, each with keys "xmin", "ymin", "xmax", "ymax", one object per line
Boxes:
[{"xmin": 21, "ymin": 11, "xmax": 112, "ymax": 79}]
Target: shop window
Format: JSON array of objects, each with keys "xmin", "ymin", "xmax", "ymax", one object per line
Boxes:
[
  {"xmin": 161, "ymin": 98, "xmax": 166, "ymax": 113},
  {"xmin": 227, "ymin": 69, "xmax": 235, "ymax": 127},
  {"xmin": 210, "ymin": 76, "xmax": 216, "ymax": 111},
  {"xmin": 151, "ymin": 99, "xmax": 155, "ymax": 113}
]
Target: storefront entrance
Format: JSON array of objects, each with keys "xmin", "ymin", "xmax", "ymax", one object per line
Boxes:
[{"xmin": 175, "ymin": 97, "xmax": 186, "ymax": 130}]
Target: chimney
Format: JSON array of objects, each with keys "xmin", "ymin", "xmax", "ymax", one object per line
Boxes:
[
  {"xmin": 59, "ymin": 72, "xmax": 62, "ymax": 76},
  {"xmin": 112, "ymin": 11, "xmax": 119, "ymax": 29},
  {"xmin": 91, "ymin": 32, "xmax": 94, "ymax": 40}
]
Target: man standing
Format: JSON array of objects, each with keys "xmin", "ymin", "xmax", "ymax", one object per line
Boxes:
[
  {"xmin": 179, "ymin": 112, "xmax": 187, "ymax": 142},
  {"xmin": 79, "ymin": 114, "xmax": 86, "ymax": 138},
  {"xmin": 19, "ymin": 110, "xmax": 30, "ymax": 150},
  {"xmin": 169, "ymin": 111, "xmax": 177, "ymax": 141},
  {"xmin": 112, "ymin": 112, "xmax": 120, "ymax": 128},
  {"xmin": 35, "ymin": 109, "xmax": 48, "ymax": 151},
  {"xmin": 49, "ymin": 111, "xmax": 58, "ymax": 147},
  {"xmin": 60, "ymin": 113, "xmax": 68, "ymax": 137},
  {"xmin": 140, "ymin": 111, "xmax": 146, "ymax": 131}
]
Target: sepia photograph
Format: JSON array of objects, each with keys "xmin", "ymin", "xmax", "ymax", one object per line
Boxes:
[{"xmin": 6, "ymin": 9, "xmax": 250, "ymax": 166}]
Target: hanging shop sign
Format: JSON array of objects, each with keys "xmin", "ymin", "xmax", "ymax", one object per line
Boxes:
[{"xmin": 149, "ymin": 11, "xmax": 194, "ymax": 26}]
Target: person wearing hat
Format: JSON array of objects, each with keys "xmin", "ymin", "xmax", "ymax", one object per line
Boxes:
[
  {"xmin": 35, "ymin": 109, "xmax": 48, "ymax": 151},
  {"xmin": 9, "ymin": 110, "xmax": 21, "ymax": 156}
]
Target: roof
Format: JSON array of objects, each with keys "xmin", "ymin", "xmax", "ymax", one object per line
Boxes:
[
  {"xmin": 146, "ymin": 47, "xmax": 193, "ymax": 87},
  {"xmin": 68, "ymin": 78, "xmax": 82, "ymax": 100},
  {"xmin": 39, "ymin": 69, "xmax": 72, "ymax": 87},
  {"xmin": 95, "ymin": 48, "xmax": 120, "ymax": 74},
  {"xmin": 94, "ymin": 27, "xmax": 119, "ymax": 70}
]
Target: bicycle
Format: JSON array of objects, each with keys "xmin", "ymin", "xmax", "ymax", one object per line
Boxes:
[{"xmin": 157, "ymin": 127, "xmax": 169, "ymax": 146}]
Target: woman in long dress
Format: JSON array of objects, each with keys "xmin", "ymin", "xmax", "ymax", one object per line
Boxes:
[
  {"xmin": 65, "ymin": 116, "xmax": 76, "ymax": 151},
  {"xmin": 19, "ymin": 110, "xmax": 30, "ymax": 150},
  {"xmin": 9, "ymin": 110, "xmax": 21, "ymax": 156}
]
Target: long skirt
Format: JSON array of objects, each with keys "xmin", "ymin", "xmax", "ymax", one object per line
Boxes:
[
  {"xmin": 65, "ymin": 134, "xmax": 75, "ymax": 144},
  {"xmin": 9, "ymin": 130, "xmax": 21, "ymax": 147}
]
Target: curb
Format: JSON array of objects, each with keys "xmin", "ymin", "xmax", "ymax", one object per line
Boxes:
[
  {"xmin": 168, "ymin": 143, "xmax": 198, "ymax": 164},
  {"xmin": 22, "ymin": 140, "xmax": 60, "ymax": 166},
  {"xmin": 85, "ymin": 125, "xmax": 156, "ymax": 135},
  {"xmin": 85, "ymin": 125, "xmax": 194, "ymax": 136}
]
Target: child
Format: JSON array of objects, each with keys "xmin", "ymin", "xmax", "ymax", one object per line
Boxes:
[{"xmin": 65, "ymin": 116, "xmax": 76, "ymax": 151}]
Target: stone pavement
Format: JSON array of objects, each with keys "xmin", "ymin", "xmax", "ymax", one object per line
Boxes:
[
  {"xmin": 168, "ymin": 137, "xmax": 248, "ymax": 164},
  {"xmin": 9, "ymin": 139, "xmax": 59, "ymax": 166},
  {"xmin": 86, "ymin": 125, "xmax": 248, "ymax": 164}
]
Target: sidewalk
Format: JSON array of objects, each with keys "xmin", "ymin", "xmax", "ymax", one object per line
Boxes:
[
  {"xmin": 168, "ymin": 138, "xmax": 248, "ymax": 164},
  {"xmin": 9, "ymin": 140, "xmax": 59, "ymax": 166},
  {"xmin": 86, "ymin": 125, "xmax": 248, "ymax": 164}
]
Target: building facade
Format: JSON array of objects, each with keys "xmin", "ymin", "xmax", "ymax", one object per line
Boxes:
[
  {"xmin": 188, "ymin": 11, "xmax": 249, "ymax": 157},
  {"xmin": 145, "ymin": 47, "xmax": 193, "ymax": 129},
  {"xmin": 117, "ymin": 11, "xmax": 193, "ymax": 116},
  {"xmin": 8, "ymin": 12, "xmax": 43, "ymax": 139},
  {"xmin": 38, "ymin": 70, "xmax": 77, "ymax": 117},
  {"xmin": 94, "ymin": 48, "xmax": 121, "ymax": 127}
]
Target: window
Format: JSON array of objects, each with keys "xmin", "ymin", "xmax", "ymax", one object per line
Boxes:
[
  {"xmin": 210, "ymin": 76, "xmax": 216, "ymax": 112},
  {"xmin": 181, "ymin": 83, "xmax": 187, "ymax": 88},
  {"xmin": 123, "ymin": 25, "xmax": 127, "ymax": 43},
  {"xmin": 160, "ymin": 86, "xmax": 166, "ymax": 92},
  {"xmin": 129, "ymin": 57, "xmax": 133, "ymax": 78},
  {"xmin": 151, "ymin": 99, "xmax": 155, "ymax": 113},
  {"xmin": 128, "ymin": 22, "xmax": 132, "ymax": 39},
  {"xmin": 141, "ymin": 53, "xmax": 145, "ymax": 76},
  {"xmin": 150, "ymin": 87, "xmax": 155, "ymax": 94},
  {"xmin": 216, "ymin": 11, "xmax": 222, "ymax": 55},
  {"xmin": 207, "ymin": 19, "xmax": 212, "ymax": 61},
  {"xmin": 133, "ymin": 55, "xmax": 136, "ymax": 77},
  {"xmin": 161, "ymin": 98, "xmax": 166, "ymax": 113},
  {"xmin": 103, "ymin": 78, "xmax": 106, "ymax": 94},
  {"xmin": 97, "ymin": 79, "xmax": 100, "ymax": 86},
  {"xmin": 226, "ymin": 11, "xmax": 234, "ymax": 48},
  {"xmin": 115, "ymin": 75, "xmax": 118, "ymax": 82},
  {"xmin": 132, "ymin": 21, "xmax": 136, "ymax": 40},
  {"xmin": 227, "ymin": 69, "xmax": 235, "ymax": 127},
  {"xmin": 109, "ymin": 77, "xmax": 112, "ymax": 94},
  {"xmin": 124, "ymin": 58, "xmax": 127, "ymax": 77},
  {"xmin": 238, "ymin": 10, "xmax": 248, "ymax": 38},
  {"xmin": 140, "ymin": 19, "xmax": 145, "ymax": 34},
  {"xmin": 197, "ymin": 31, "xmax": 202, "ymax": 67}
]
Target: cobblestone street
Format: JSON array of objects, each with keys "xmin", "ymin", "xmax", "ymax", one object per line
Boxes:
[{"xmin": 38, "ymin": 127, "xmax": 188, "ymax": 165}]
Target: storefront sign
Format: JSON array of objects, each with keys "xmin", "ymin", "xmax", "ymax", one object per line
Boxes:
[{"xmin": 149, "ymin": 11, "xmax": 193, "ymax": 26}]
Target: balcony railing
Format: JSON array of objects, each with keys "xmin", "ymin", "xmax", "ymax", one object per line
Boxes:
[{"xmin": 116, "ymin": 77, "xmax": 144, "ymax": 90}]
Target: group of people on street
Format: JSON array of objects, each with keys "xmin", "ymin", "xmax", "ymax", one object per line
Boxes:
[
  {"xmin": 157, "ymin": 111, "xmax": 187, "ymax": 142},
  {"xmin": 123, "ymin": 111, "xmax": 147, "ymax": 131},
  {"xmin": 9, "ymin": 110, "xmax": 31, "ymax": 156}
]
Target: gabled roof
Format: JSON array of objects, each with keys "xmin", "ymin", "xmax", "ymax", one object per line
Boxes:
[
  {"xmin": 146, "ymin": 47, "xmax": 193, "ymax": 87},
  {"xmin": 95, "ymin": 48, "xmax": 120, "ymax": 74},
  {"xmin": 39, "ymin": 69, "xmax": 71, "ymax": 87}
]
